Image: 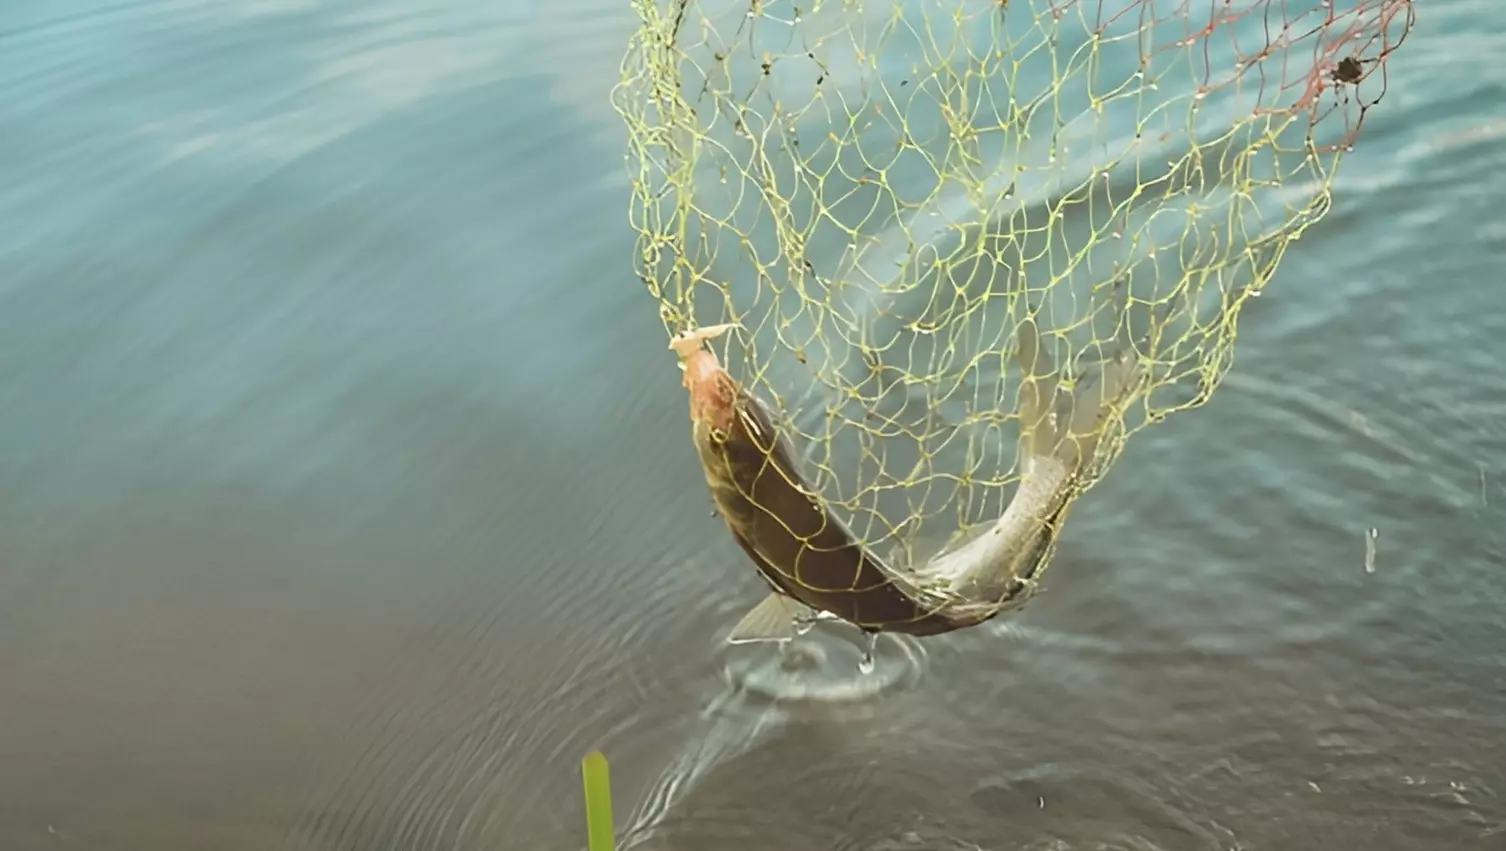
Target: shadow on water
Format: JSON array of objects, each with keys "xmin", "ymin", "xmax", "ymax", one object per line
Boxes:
[{"xmin": 1, "ymin": 1, "xmax": 1505, "ymax": 850}]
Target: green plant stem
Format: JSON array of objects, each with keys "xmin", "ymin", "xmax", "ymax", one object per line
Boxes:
[{"xmin": 581, "ymin": 750, "xmax": 615, "ymax": 851}]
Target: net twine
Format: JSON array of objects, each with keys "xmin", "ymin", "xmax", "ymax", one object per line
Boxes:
[{"xmin": 614, "ymin": 0, "xmax": 1413, "ymax": 578}]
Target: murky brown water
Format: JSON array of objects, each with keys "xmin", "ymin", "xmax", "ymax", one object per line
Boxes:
[{"xmin": 1, "ymin": 1, "xmax": 1503, "ymax": 849}]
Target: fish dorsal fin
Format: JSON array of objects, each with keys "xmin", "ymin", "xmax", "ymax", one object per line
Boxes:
[{"xmin": 726, "ymin": 593, "xmax": 816, "ymax": 645}]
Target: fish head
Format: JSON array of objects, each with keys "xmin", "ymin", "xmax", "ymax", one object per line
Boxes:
[
  {"xmin": 671, "ymin": 324, "xmax": 742, "ymax": 435},
  {"xmin": 687, "ymin": 365, "xmax": 738, "ymax": 436}
]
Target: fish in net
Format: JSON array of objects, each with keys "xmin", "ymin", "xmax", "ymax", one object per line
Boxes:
[{"xmin": 614, "ymin": 0, "xmax": 1414, "ymax": 642}]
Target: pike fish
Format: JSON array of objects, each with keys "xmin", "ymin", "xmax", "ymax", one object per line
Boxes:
[{"xmin": 670, "ymin": 318, "xmax": 1140, "ymax": 644}]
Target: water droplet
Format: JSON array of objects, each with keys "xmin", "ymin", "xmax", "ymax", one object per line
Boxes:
[
  {"xmin": 794, "ymin": 614, "xmax": 815, "ymax": 635},
  {"xmin": 858, "ymin": 633, "xmax": 878, "ymax": 674}
]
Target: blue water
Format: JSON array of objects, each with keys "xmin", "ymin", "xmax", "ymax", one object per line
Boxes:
[{"xmin": 1, "ymin": 1, "xmax": 1503, "ymax": 849}]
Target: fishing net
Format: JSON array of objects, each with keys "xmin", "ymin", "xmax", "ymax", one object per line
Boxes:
[{"xmin": 614, "ymin": 0, "xmax": 1413, "ymax": 570}]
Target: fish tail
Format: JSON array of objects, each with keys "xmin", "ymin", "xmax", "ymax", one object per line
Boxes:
[
  {"xmin": 1015, "ymin": 311, "xmax": 1142, "ymax": 472},
  {"xmin": 1056, "ymin": 345, "xmax": 1141, "ymax": 470},
  {"xmin": 1015, "ymin": 313, "xmax": 1061, "ymax": 462}
]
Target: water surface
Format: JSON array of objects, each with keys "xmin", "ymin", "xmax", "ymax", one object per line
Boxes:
[{"xmin": 1, "ymin": 1, "xmax": 1503, "ymax": 849}]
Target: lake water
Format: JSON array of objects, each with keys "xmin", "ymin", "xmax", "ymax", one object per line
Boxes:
[{"xmin": 1, "ymin": 1, "xmax": 1503, "ymax": 849}]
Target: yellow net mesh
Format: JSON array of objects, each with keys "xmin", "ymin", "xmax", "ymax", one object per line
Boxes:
[{"xmin": 614, "ymin": 0, "xmax": 1413, "ymax": 570}]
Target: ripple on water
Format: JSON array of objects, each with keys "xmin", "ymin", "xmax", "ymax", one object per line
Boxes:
[
  {"xmin": 280, "ymin": 543, "xmax": 736, "ymax": 851},
  {"xmin": 969, "ymin": 761, "xmax": 1231, "ymax": 851},
  {"xmin": 722, "ymin": 624, "xmax": 927, "ymax": 708},
  {"xmin": 608, "ymin": 623, "xmax": 929, "ymax": 849},
  {"xmin": 1061, "ymin": 352, "xmax": 1488, "ymax": 669}
]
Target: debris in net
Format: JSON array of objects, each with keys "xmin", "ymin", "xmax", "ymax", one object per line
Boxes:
[{"xmin": 1364, "ymin": 527, "xmax": 1378, "ymax": 573}]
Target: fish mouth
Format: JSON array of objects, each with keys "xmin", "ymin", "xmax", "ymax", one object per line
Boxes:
[{"xmin": 669, "ymin": 322, "xmax": 741, "ymax": 357}]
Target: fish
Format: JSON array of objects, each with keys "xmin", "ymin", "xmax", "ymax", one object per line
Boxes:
[
  {"xmin": 670, "ymin": 324, "xmax": 979, "ymax": 643},
  {"xmin": 904, "ymin": 315, "xmax": 1142, "ymax": 612},
  {"xmin": 669, "ymin": 316, "xmax": 1141, "ymax": 644}
]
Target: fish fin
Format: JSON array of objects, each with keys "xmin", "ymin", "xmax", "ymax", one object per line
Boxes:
[
  {"xmin": 1015, "ymin": 313, "xmax": 1061, "ymax": 461},
  {"xmin": 726, "ymin": 593, "xmax": 813, "ymax": 644}
]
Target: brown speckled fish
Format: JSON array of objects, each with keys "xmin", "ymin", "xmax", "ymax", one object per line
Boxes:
[
  {"xmin": 669, "ymin": 319, "xmax": 1142, "ymax": 645},
  {"xmin": 670, "ymin": 324, "xmax": 985, "ymax": 643}
]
